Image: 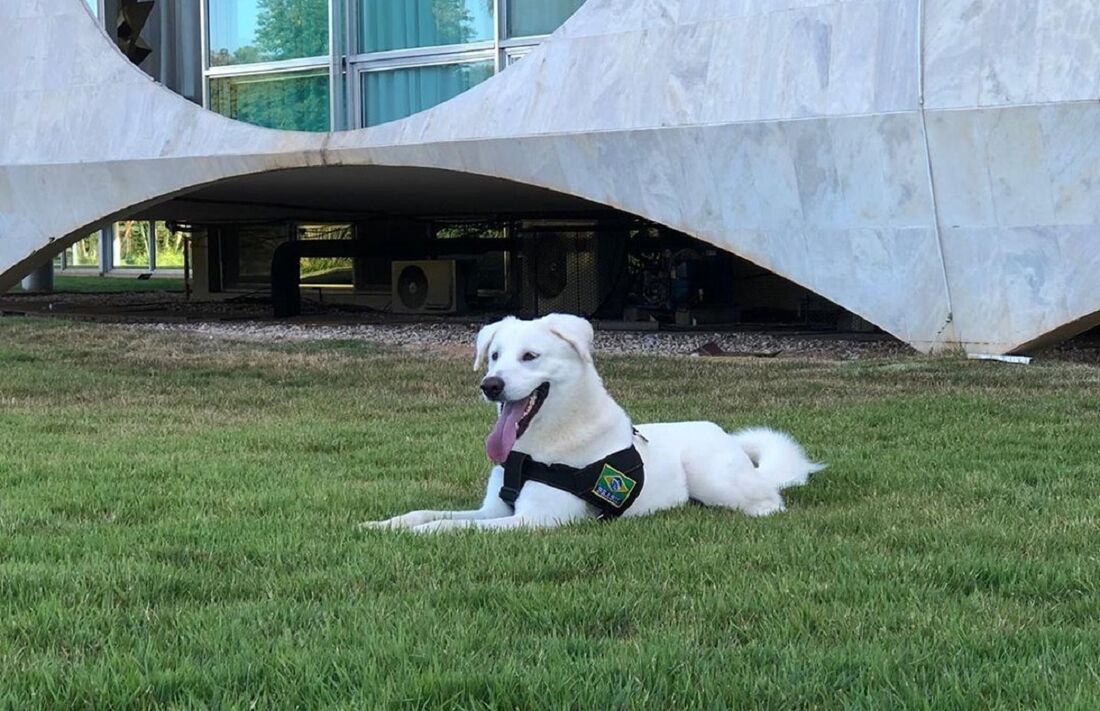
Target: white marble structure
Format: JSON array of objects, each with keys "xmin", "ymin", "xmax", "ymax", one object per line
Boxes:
[{"xmin": 2, "ymin": 0, "xmax": 1098, "ymax": 353}]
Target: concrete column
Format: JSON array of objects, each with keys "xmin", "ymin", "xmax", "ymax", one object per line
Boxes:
[
  {"xmin": 99, "ymin": 226, "xmax": 114, "ymax": 274},
  {"xmin": 20, "ymin": 261, "xmax": 54, "ymax": 293},
  {"xmin": 147, "ymin": 221, "xmax": 157, "ymax": 270}
]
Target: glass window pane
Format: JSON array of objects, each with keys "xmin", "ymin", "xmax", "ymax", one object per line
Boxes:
[
  {"xmin": 209, "ymin": 70, "xmax": 331, "ymax": 131},
  {"xmin": 155, "ymin": 223, "xmax": 186, "ymax": 269},
  {"xmin": 85, "ymin": 0, "xmax": 98, "ymax": 16},
  {"xmin": 507, "ymin": 0, "xmax": 585, "ymax": 38},
  {"xmin": 114, "ymin": 221, "xmax": 151, "ymax": 269},
  {"xmin": 358, "ymin": 0, "xmax": 494, "ymax": 53},
  {"xmin": 66, "ymin": 234, "xmax": 100, "ymax": 268},
  {"xmin": 234, "ymin": 226, "xmax": 286, "ymax": 285},
  {"xmin": 299, "ymin": 224, "xmax": 354, "ymax": 286},
  {"xmin": 208, "ymin": 0, "xmax": 328, "ymax": 67},
  {"xmin": 361, "ymin": 60, "xmax": 493, "ymax": 127}
]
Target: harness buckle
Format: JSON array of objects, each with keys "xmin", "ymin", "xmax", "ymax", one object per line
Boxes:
[{"xmin": 498, "ymin": 485, "xmax": 521, "ymax": 505}]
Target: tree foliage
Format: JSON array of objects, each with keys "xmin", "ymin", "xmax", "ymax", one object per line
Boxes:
[{"xmin": 255, "ymin": 0, "xmax": 329, "ymax": 60}]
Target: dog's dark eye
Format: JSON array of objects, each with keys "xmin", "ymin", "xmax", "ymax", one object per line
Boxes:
[
  {"xmin": 491, "ymin": 352, "xmax": 499, "ymax": 362},
  {"xmin": 522, "ymin": 352, "xmax": 539, "ymax": 362}
]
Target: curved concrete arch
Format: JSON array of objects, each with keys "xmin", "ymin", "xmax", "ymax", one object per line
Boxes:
[{"xmin": 3, "ymin": 0, "xmax": 1099, "ymax": 353}]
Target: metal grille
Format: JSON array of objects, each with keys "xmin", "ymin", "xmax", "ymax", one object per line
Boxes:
[{"xmin": 520, "ymin": 232, "xmax": 602, "ymax": 317}]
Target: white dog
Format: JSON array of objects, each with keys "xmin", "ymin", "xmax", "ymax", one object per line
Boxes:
[{"xmin": 361, "ymin": 314, "xmax": 822, "ymax": 533}]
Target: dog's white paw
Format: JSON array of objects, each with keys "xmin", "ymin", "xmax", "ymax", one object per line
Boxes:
[
  {"xmin": 743, "ymin": 499, "xmax": 786, "ymax": 517},
  {"xmin": 357, "ymin": 519, "xmax": 399, "ymax": 530}
]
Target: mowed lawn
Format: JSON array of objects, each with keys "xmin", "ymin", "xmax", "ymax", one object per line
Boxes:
[
  {"xmin": 1, "ymin": 317, "xmax": 1098, "ymax": 708},
  {"xmin": 8, "ymin": 275, "xmax": 184, "ymax": 294}
]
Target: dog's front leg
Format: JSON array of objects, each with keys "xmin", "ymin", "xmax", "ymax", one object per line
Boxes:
[
  {"xmin": 357, "ymin": 466, "xmax": 512, "ymax": 530},
  {"xmin": 409, "ymin": 514, "xmax": 572, "ymax": 534},
  {"xmin": 410, "ymin": 483, "xmax": 590, "ymax": 533},
  {"xmin": 358, "ymin": 506, "xmax": 504, "ymax": 530}
]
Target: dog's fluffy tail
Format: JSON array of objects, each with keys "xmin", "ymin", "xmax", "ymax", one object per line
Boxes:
[{"xmin": 731, "ymin": 427, "xmax": 825, "ymax": 490}]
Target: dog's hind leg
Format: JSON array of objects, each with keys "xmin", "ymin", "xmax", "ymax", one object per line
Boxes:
[
  {"xmin": 681, "ymin": 440, "xmax": 787, "ymax": 517},
  {"xmin": 358, "ymin": 466, "xmax": 513, "ymax": 530}
]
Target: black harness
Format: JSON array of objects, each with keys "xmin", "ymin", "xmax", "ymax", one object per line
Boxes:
[{"xmin": 499, "ymin": 434, "xmax": 646, "ymax": 520}]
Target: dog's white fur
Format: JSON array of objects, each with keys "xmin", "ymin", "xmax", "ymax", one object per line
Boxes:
[{"xmin": 361, "ymin": 314, "xmax": 823, "ymax": 533}]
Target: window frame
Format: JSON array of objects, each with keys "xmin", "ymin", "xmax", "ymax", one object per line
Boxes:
[
  {"xmin": 201, "ymin": 0, "xmax": 334, "ymax": 129},
  {"xmin": 207, "ymin": 66, "xmax": 333, "ymax": 131},
  {"xmin": 352, "ymin": 49, "xmax": 496, "ymax": 128}
]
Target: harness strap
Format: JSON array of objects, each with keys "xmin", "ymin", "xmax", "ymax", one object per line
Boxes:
[{"xmin": 500, "ymin": 439, "xmax": 645, "ymax": 520}]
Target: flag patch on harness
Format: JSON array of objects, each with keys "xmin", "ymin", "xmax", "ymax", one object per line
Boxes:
[{"xmin": 592, "ymin": 464, "xmax": 637, "ymax": 508}]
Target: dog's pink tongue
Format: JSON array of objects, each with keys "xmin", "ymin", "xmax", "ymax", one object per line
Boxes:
[{"xmin": 486, "ymin": 400, "xmax": 525, "ymax": 464}]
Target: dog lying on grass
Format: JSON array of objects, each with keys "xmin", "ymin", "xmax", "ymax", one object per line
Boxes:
[{"xmin": 361, "ymin": 314, "xmax": 822, "ymax": 533}]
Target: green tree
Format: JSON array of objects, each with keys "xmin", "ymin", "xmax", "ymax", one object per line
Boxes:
[
  {"xmin": 429, "ymin": 0, "xmax": 490, "ymax": 45},
  {"xmin": 254, "ymin": 0, "xmax": 329, "ymax": 61},
  {"xmin": 210, "ymin": 70, "xmax": 330, "ymax": 132}
]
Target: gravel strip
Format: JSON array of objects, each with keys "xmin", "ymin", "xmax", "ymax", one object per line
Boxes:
[
  {"xmin": 139, "ymin": 320, "xmax": 913, "ymax": 360},
  {"xmin": 8, "ymin": 290, "xmax": 1098, "ymax": 362}
]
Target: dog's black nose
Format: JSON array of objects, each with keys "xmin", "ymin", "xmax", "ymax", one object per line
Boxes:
[{"xmin": 480, "ymin": 376, "xmax": 505, "ymax": 401}]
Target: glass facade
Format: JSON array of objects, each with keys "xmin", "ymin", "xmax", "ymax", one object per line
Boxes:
[
  {"xmin": 362, "ymin": 60, "xmax": 494, "ymax": 127},
  {"xmin": 506, "ymin": 0, "xmax": 585, "ymax": 38},
  {"xmin": 66, "ymin": 234, "xmax": 100, "ymax": 268},
  {"xmin": 358, "ymin": 0, "xmax": 494, "ymax": 53},
  {"xmin": 114, "ymin": 221, "xmax": 151, "ymax": 268},
  {"xmin": 201, "ymin": 1, "xmax": 585, "ymax": 131},
  {"xmin": 210, "ymin": 70, "xmax": 330, "ymax": 131},
  {"xmin": 207, "ymin": 0, "xmax": 329, "ymax": 67},
  {"xmin": 155, "ymin": 224, "xmax": 187, "ymax": 269},
  {"xmin": 55, "ymin": 224, "xmax": 187, "ymax": 273},
  {"xmin": 233, "ymin": 226, "xmax": 287, "ymax": 285},
  {"xmin": 299, "ymin": 224, "xmax": 354, "ymax": 286}
]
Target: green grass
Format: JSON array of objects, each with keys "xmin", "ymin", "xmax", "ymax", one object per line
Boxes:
[
  {"xmin": 8, "ymin": 275, "xmax": 183, "ymax": 293},
  {"xmin": 1, "ymin": 317, "xmax": 1098, "ymax": 708}
]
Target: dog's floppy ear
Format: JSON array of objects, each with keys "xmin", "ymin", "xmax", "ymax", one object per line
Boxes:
[
  {"xmin": 545, "ymin": 313, "xmax": 594, "ymax": 364},
  {"xmin": 473, "ymin": 317, "xmax": 516, "ymax": 371}
]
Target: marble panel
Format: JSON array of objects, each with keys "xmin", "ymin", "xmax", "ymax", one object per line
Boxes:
[
  {"xmin": 807, "ymin": 227, "xmax": 949, "ymax": 345},
  {"xmin": 657, "ymin": 127, "xmax": 727, "ymax": 237},
  {"xmin": 709, "ymin": 121, "xmax": 806, "ymax": 232},
  {"xmin": 781, "ymin": 3, "xmax": 840, "ymax": 119},
  {"xmin": 830, "ymin": 112, "xmax": 933, "ymax": 229},
  {"xmin": 700, "ymin": 17, "xmax": 760, "ymax": 125},
  {"xmin": 873, "ymin": 0, "xmax": 920, "ymax": 112},
  {"xmin": 925, "ymin": 109, "xmax": 997, "ymax": 228},
  {"xmin": 661, "ymin": 21, "xmax": 717, "ymax": 127},
  {"xmin": 979, "ymin": 1, "xmax": 1041, "ymax": 107},
  {"xmin": 783, "ymin": 118, "xmax": 846, "ymax": 227},
  {"xmin": 1035, "ymin": 0, "xmax": 1100, "ymax": 102},
  {"xmin": 922, "ymin": 0, "xmax": 986, "ymax": 110},
  {"xmin": 984, "ymin": 108, "xmax": 1056, "ymax": 228},
  {"xmin": 926, "ymin": 0, "xmax": 1100, "ymax": 110},
  {"xmin": 1039, "ymin": 103, "xmax": 1100, "ymax": 226},
  {"xmin": 942, "ymin": 225, "xmax": 1086, "ymax": 350},
  {"xmin": 876, "ymin": 113, "xmax": 936, "ymax": 227},
  {"xmin": 827, "ymin": 1, "xmax": 878, "ymax": 116}
]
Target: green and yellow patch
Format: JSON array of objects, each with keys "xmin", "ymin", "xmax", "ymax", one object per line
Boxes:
[{"xmin": 591, "ymin": 464, "xmax": 638, "ymax": 508}]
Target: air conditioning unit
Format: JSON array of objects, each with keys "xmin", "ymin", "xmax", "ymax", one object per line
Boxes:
[
  {"xmin": 520, "ymin": 232, "xmax": 616, "ymax": 317},
  {"xmin": 391, "ymin": 260, "xmax": 464, "ymax": 314}
]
